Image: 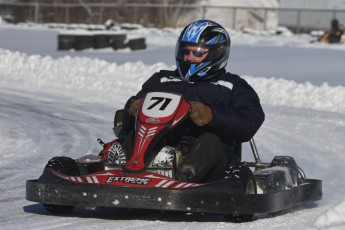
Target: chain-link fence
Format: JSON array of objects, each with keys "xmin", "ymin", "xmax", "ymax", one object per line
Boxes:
[{"xmin": 1, "ymin": 2, "xmax": 345, "ymax": 32}]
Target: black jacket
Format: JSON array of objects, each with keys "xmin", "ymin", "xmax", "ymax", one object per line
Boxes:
[{"xmin": 121, "ymin": 69, "xmax": 265, "ymax": 149}]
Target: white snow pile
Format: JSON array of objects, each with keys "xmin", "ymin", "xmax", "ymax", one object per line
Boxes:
[
  {"xmin": 1, "ymin": 48, "xmax": 344, "ymax": 113},
  {"xmin": 0, "ymin": 48, "xmax": 167, "ymax": 95},
  {"xmin": 315, "ymin": 201, "xmax": 345, "ymax": 229},
  {"xmin": 246, "ymin": 76, "xmax": 345, "ymax": 113}
]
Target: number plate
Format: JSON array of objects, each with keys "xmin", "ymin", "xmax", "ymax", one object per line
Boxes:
[{"xmin": 141, "ymin": 92, "xmax": 182, "ymax": 118}]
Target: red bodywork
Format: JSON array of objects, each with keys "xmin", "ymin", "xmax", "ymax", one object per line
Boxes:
[
  {"xmin": 49, "ymin": 92, "xmax": 199, "ymax": 190},
  {"xmin": 124, "ymin": 93, "xmax": 191, "ymax": 172},
  {"xmin": 49, "ymin": 168, "xmax": 203, "ymax": 190}
]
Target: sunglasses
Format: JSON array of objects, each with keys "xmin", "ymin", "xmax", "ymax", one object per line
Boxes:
[{"xmin": 181, "ymin": 48, "xmax": 209, "ymax": 58}]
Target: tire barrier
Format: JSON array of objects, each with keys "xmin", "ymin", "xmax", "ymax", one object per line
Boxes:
[
  {"xmin": 109, "ymin": 33, "xmax": 127, "ymax": 50},
  {"xmin": 74, "ymin": 34, "xmax": 94, "ymax": 51},
  {"xmin": 127, "ymin": 37, "xmax": 147, "ymax": 50},
  {"xmin": 57, "ymin": 31, "xmax": 146, "ymax": 51},
  {"xmin": 58, "ymin": 34, "xmax": 75, "ymax": 50},
  {"xmin": 58, "ymin": 31, "xmax": 94, "ymax": 51},
  {"xmin": 93, "ymin": 32, "xmax": 111, "ymax": 49}
]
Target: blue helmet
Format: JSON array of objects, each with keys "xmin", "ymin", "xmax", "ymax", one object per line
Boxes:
[{"xmin": 175, "ymin": 20, "xmax": 231, "ymax": 81}]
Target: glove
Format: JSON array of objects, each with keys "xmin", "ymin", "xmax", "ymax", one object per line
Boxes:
[
  {"xmin": 190, "ymin": 101, "xmax": 213, "ymax": 126},
  {"xmin": 129, "ymin": 98, "xmax": 140, "ymax": 116}
]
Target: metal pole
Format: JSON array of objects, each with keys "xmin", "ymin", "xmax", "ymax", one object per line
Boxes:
[
  {"xmin": 296, "ymin": 9, "xmax": 301, "ymax": 33},
  {"xmin": 232, "ymin": 8, "xmax": 237, "ymax": 30},
  {"xmin": 65, "ymin": 6, "xmax": 69, "ymax": 24},
  {"xmin": 201, "ymin": 5, "xmax": 206, "ymax": 19},
  {"xmin": 263, "ymin": 8, "xmax": 268, "ymax": 31},
  {"xmin": 134, "ymin": 6, "xmax": 138, "ymax": 24},
  {"xmin": 99, "ymin": 5, "xmax": 104, "ymax": 24},
  {"xmin": 249, "ymin": 138, "xmax": 261, "ymax": 165},
  {"xmin": 34, "ymin": 2, "xmax": 39, "ymax": 23}
]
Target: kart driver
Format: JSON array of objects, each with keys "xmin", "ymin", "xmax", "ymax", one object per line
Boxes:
[
  {"xmin": 318, "ymin": 18, "xmax": 344, "ymax": 44},
  {"xmin": 101, "ymin": 20, "xmax": 265, "ymax": 183}
]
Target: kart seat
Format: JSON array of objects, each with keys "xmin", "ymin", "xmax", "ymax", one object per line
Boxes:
[
  {"xmin": 113, "ymin": 109, "xmax": 124, "ymax": 137},
  {"xmin": 233, "ymin": 141, "xmax": 242, "ymax": 162}
]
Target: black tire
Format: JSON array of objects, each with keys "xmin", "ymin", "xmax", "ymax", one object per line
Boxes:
[
  {"xmin": 109, "ymin": 34, "xmax": 127, "ymax": 50},
  {"xmin": 225, "ymin": 165, "xmax": 256, "ymax": 194},
  {"xmin": 224, "ymin": 213, "xmax": 254, "ymax": 223},
  {"xmin": 44, "ymin": 156, "xmax": 80, "ymax": 176},
  {"xmin": 43, "ymin": 203, "xmax": 74, "ymax": 214},
  {"xmin": 270, "ymin": 156, "xmax": 301, "ymax": 185},
  {"xmin": 93, "ymin": 34, "xmax": 110, "ymax": 49},
  {"xmin": 128, "ymin": 37, "xmax": 146, "ymax": 50},
  {"xmin": 40, "ymin": 156, "xmax": 78, "ymax": 214},
  {"xmin": 270, "ymin": 156, "xmax": 298, "ymax": 169},
  {"xmin": 58, "ymin": 34, "xmax": 75, "ymax": 50},
  {"xmin": 224, "ymin": 165, "xmax": 256, "ymax": 222},
  {"xmin": 74, "ymin": 35, "xmax": 93, "ymax": 51}
]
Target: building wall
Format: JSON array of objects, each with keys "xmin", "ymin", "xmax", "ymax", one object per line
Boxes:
[
  {"xmin": 279, "ymin": 0, "xmax": 345, "ymax": 9},
  {"xmin": 198, "ymin": 0, "xmax": 279, "ymax": 30},
  {"xmin": 279, "ymin": 0, "xmax": 345, "ymax": 31}
]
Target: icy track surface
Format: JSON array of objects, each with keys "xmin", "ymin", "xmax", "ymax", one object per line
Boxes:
[{"xmin": 1, "ymin": 25, "xmax": 345, "ymax": 229}]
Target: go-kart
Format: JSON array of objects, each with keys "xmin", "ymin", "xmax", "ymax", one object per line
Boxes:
[{"xmin": 26, "ymin": 91, "xmax": 322, "ymax": 222}]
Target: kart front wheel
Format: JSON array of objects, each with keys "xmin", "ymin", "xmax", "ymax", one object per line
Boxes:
[
  {"xmin": 38, "ymin": 156, "xmax": 80, "ymax": 182},
  {"xmin": 43, "ymin": 203, "xmax": 74, "ymax": 214},
  {"xmin": 224, "ymin": 213, "xmax": 254, "ymax": 223},
  {"xmin": 45, "ymin": 156, "xmax": 80, "ymax": 176}
]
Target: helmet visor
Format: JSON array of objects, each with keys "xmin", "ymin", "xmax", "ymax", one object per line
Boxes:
[{"xmin": 176, "ymin": 41, "xmax": 226, "ymax": 63}]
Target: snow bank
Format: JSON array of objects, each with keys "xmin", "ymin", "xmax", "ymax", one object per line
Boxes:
[
  {"xmin": 1, "ymin": 48, "xmax": 344, "ymax": 113},
  {"xmin": 315, "ymin": 200, "xmax": 345, "ymax": 229},
  {"xmin": 246, "ymin": 76, "xmax": 345, "ymax": 113},
  {"xmin": 0, "ymin": 48, "xmax": 168, "ymax": 96}
]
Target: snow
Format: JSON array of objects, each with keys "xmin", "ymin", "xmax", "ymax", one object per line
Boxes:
[{"xmin": 1, "ymin": 23, "xmax": 345, "ymax": 229}]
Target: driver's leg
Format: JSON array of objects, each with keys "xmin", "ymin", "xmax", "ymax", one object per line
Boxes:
[{"xmin": 175, "ymin": 132, "xmax": 227, "ymax": 183}]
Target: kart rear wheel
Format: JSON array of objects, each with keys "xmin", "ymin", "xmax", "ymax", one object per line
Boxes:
[
  {"xmin": 224, "ymin": 165, "xmax": 256, "ymax": 222},
  {"xmin": 43, "ymin": 203, "xmax": 74, "ymax": 214},
  {"xmin": 270, "ymin": 156, "xmax": 305, "ymax": 185}
]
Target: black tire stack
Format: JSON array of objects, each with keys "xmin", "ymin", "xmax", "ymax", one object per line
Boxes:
[
  {"xmin": 58, "ymin": 33, "xmax": 75, "ymax": 50},
  {"xmin": 58, "ymin": 30, "xmax": 146, "ymax": 51},
  {"xmin": 93, "ymin": 32, "xmax": 111, "ymax": 49},
  {"xmin": 109, "ymin": 32, "xmax": 127, "ymax": 50},
  {"xmin": 74, "ymin": 33, "xmax": 94, "ymax": 51},
  {"xmin": 127, "ymin": 37, "xmax": 147, "ymax": 50}
]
